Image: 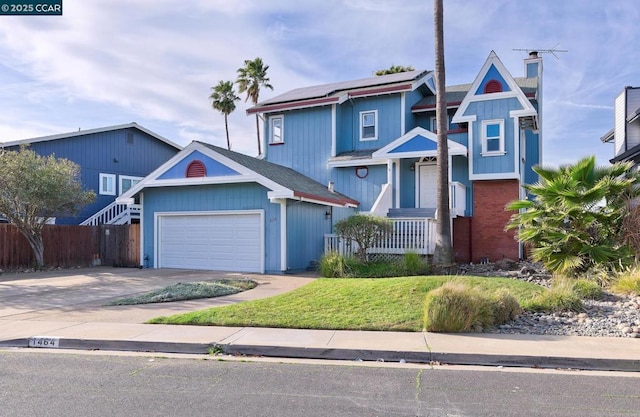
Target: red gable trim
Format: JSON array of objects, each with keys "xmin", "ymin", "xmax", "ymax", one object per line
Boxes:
[
  {"xmin": 293, "ymin": 191, "xmax": 359, "ymax": 207},
  {"xmin": 348, "ymin": 84, "xmax": 412, "ymax": 98},
  {"xmin": 247, "ymin": 96, "xmax": 339, "ymax": 114}
]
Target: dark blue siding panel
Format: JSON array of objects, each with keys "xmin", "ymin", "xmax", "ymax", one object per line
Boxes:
[
  {"xmin": 524, "ymin": 129, "xmax": 540, "ymax": 186},
  {"xmin": 11, "ymin": 128, "xmax": 178, "ymax": 224},
  {"xmin": 142, "ymin": 183, "xmax": 281, "ymax": 273}
]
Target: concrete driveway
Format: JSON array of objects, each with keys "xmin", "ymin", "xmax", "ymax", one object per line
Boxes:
[{"xmin": 0, "ymin": 267, "xmax": 316, "ymax": 324}]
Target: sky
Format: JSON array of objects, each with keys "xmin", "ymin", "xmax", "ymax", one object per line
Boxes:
[{"xmin": 0, "ymin": 0, "xmax": 638, "ymax": 168}]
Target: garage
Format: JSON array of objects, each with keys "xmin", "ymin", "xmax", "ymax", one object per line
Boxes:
[{"xmin": 157, "ymin": 211, "xmax": 264, "ymax": 272}]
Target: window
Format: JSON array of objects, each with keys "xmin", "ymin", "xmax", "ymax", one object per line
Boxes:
[
  {"xmin": 119, "ymin": 175, "xmax": 142, "ymax": 195},
  {"xmin": 430, "ymin": 115, "xmax": 449, "ymax": 133},
  {"xmin": 270, "ymin": 115, "xmax": 283, "ymax": 144},
  {"xmin": 99, "ymin": 173, "xmax": 116, "ymax": 195},
  {"xmin": 360, "ymin": 110, "xmax": 377, "ymax": 141},
  {"xmin": 481, "ymin": 120, "xmax": 505, "ymax": 156}
]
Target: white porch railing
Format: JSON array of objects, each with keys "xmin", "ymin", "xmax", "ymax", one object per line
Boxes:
[
  {"xmin": 80, "ymin": 202, "xmax": 141, "ymax": 226},
  {"xmin": 368, "ymin": 183, "xmax": 392, "ymax": 217},
  {"xmin": 324, "ymin": 217, "xmax": 436, "ymax": 256}
]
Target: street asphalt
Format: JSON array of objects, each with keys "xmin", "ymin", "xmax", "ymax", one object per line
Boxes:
[{"xmin": 0, "ymin": 267, "xmax": 638, "ymax": 372}]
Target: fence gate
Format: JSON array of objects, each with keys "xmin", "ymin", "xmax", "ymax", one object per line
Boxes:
[{"xmin": 98, "ymin": 224, "xmax": 140, "ymax": 267}]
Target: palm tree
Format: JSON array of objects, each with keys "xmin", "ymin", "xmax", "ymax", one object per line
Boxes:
[
  {"xmin": 506, "ymin": 156, "xmax": 640, "ymax": 276},
  {"xmin": 375, "ymin": 65, "xmax": 415, "ymax": 76},
  {"xmin": 236, "ymin": 57, "xmax": 273, "ymax": 155},
  {"xmin": 209, "ymin": 80, "xmax": 240, "ymax": 150},
  {"xmin": 432, "ymin": 0, "xmax": 455, "ymax": 271}
]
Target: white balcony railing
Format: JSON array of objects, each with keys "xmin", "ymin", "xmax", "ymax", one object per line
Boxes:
[{"xmin": 80, "ymin": 202, "xmax": 141, "ymax": 226}]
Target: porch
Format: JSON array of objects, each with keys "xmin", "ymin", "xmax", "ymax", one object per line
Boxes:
[{"xmin": 324, "ymin": 217, "xmax": 437, "ymax": 257}]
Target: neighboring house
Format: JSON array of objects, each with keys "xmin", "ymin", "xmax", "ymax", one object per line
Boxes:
[
  {"xmin": 601, "ymin": 86, "xmax": 640, "ymax": 166},
  {"xmin": 0, "ymin": 123, "xmax": 182, "ymax": 225},
  {"xmin": 120, "ymin": 51, "xmax": 543, "ymax": 273}
]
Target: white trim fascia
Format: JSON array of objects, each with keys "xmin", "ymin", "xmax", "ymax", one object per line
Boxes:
[
  {"xmin": 372, "ymin": 126, "xmax": 468, "ymax": 160},
  {"xmin": 470, "ymin": 172, "xmax": 519, "ymax": 181},
  {"xmin": 0, "ymin": 122, "xmax": 182, "ymax": 150},
  {"xmin": 278, "ymin": 199, "xmax": 287, "ymax": 272},
  {"xmin": 400, "ymin": 92, "xmax": 406, "ymax": 135},
  {"xmin": 327, "ymin": 158, "xmax": 387, "ymax": 168},
  {"xmin": 412, "ymin": 72, "xmax": 434, "ymax": 93},
  {"xmin": 412, "ymin": 103, "xmax": 462, "ymax": 114},
  {"xmin": 336, "ymin": 93, "xmax": 350, "ymax": 104},
  {"xmin": 452, "ymin": 51, "xmax": 536, "ymax": 124},
  {"xmin": 154, "ymin": 209, "xmax": 265, "ymax": 272},
  {"xmin": 118, "ymin": 141, "xmax": 292, "ymax": 202},
  {"xmin": 331, "ymin": 104, "xmax": 337, "ymax": 157},
  {"xmin": 139, "ymin": 192, "xmax": 144, "ymax": 267},
  {"xmin": 510, "ymin": 108, "xmax": 537, "ymax": 118}
]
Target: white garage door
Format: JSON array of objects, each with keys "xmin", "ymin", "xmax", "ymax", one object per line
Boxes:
[{"xmin": 157, "ymin": 212, "xmax": 263, "ymax": 272}]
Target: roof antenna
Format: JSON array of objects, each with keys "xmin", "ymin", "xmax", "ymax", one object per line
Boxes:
[{"xmin": 513, "ymin": 43, "xmax": 568, "ymax": 60}]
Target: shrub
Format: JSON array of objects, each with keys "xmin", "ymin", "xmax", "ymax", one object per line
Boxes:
[
  {"xmin": 423, "ymin": 282, "xmax": 494, "ymax": 332},
  {"xmin": 492, "ymin": 289, "xmax": 522, "ymax": 324},
  {"xmin": 611, "ymin": 266, "xmax": 640, "ymax": 295},
  {"xmin": 320, "ymin": 251, "xmax": 350, "ymax": 278},
  {"xmin": 404, "ymin": 252, "xmax": 430, "ymax": 276},
  {"xmin": 570, "ymin": 279, "xmax": 604, "ymax": 300},
  {"xmin": 334, "ymin": 214, "xmax": 393, "ymax": 262},
  {"xmin": 524, "ymin": 282, "xmax": 584, "ymax": 313}
]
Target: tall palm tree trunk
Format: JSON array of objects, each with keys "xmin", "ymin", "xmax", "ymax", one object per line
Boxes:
[
  {"xmin": 433, "ymin": 0, "xmax": 455, "ymax": 271},
  {"xmin": 255, "ymin": 114, "xmax": 262, "ymax": 155},
  {"xmin": 224, "ymin": 114, "xmax": 231, "ymax": 150}
]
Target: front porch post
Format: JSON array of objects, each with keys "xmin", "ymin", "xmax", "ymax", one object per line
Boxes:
[{"xmin": 393, "ymin": 158, "xmax": 400, "ymax": 209}]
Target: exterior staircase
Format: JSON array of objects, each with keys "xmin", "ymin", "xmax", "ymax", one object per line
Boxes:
[
  {"xmin": 80, "ymin": 202, "xmax": 141, "ymax": 226},
  {"xmin": 387, "ymin": 208, "xmax": 436, "ymax": 218}
]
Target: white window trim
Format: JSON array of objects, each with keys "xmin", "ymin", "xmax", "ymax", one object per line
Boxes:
[
  {"xmin": 481, "ymin": 119, "xmax": 506, "ymax": 156},
  {"xmin": 430, "ymin": 114, "xmax": 450, "ymax": 133},
  {"xmin": 269, "ymin": 115, "xmax": 284, "ymax": 144},
  {"xmin": 119, "ymin": 175, "xmax": 143, "ymax": 196},
  {"xmin": 359, "ymin": 110, "xmax": 378, "ymax": 141},
  {"xmin": 99, "ymin": 173, "xmax": 116, "ymax": 196}
]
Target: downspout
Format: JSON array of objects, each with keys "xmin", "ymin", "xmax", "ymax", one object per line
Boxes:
[
  {"xmin": 279, "ymin": 199, "xmax": 287, "ymax": 272},
  {"xmin": 139, "ymin": 192, "xmax": 144, "ymax": 268}
]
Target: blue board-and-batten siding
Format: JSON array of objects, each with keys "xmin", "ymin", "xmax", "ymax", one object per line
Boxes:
[
  {"xmin": 465, "ymin": 97, "xmax": 523, "ymax": 176},
  {"xmin": 286, "ymin": 201, "xmax": 332, "ymax": 271},
  {"xmin": 10, "ymin": 128, "xmax": 178, "ymax": 224},
  {"xmin": 142, "ymin": 183, "xmax": 281, "ymax": 273},
  {"xmin": 266, "ymin": 107, "xmax": 333, "ymax": 185},
  {"xmin": 345, "ymin": 95, "xmax": 403, "ymax": 152},
  {"xmin": 331, "ymin": 165, "xmax": 386, "ymax": 212}
]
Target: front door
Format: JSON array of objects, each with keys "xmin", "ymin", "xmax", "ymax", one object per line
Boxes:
[{"xmin": 417, "ymin": 163, "xmax": 437, "ymax": 208}]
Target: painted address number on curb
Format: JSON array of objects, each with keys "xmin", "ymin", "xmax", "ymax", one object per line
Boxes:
[{"xmin": 28, "ymin": 336, "xmax": 60, "ymax": 348}]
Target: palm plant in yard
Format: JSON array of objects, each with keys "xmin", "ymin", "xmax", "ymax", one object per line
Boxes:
[
  {"xmin": 236, "ymin": 57, "xmax": 273, "ymax": 155},
  {"xmin": 506, "ymin": 156, "xmax": 640, "ymax": 276},
  {"xmin": 209, "ymin": 80, "xmax": 240, "ymax": 151}
]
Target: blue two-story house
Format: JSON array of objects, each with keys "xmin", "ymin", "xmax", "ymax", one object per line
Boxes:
[
  {"xmin": 1, "ymin": 123, "xmax": 182, "ymax": 225},
  {"xmin": 120, "ymin": 51, "xmax": 542, "ymax": 273}
]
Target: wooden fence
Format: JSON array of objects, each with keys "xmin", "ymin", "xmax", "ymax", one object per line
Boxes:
[{"xmin": 0, "ymin": 224, "xmax": 140, "ymax": 270}]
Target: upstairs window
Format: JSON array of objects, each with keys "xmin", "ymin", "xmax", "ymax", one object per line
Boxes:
[
  {"xmin": 481, "ymin": 119, "xmax": 505, "ymax": 156},
  {"xmin": 99, "ymin": 173, "xmax": 116, "ymax": 195},
  {"xmin": 270, "ymin": 115, "xmax": 284, "ymax": 144},
  {"xmin": 119, "ymin": 175, "xmax": 142, "ymax": 195},
  {"xmin": 430, "ymin": 115, "xmax": 449, "ymax": 133},
  {"xmin": 360, "ymin": 110, "xmax": 377, "ymax": 141},
  {"xmin": 186, "ymin": 160, "xmax": 207, "ymax": 178}
]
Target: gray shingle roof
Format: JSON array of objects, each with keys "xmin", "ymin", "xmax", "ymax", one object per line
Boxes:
[{"xmin": 197, "ymin": 142, "xmax": 359, "ymax": 207}]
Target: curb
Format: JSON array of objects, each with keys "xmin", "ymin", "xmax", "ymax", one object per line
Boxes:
[{"xmin": 2, "ymin": 337, "xmax": 639, "ymax": 372}]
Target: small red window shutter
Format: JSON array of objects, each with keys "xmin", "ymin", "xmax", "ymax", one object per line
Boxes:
[
  {"xmin": 484, "ymin": 80, "xmax": 503, "ymax": 94},
  {"xmin": 186, "ymin": 160, "xmax": 206, "ymax": 178}
]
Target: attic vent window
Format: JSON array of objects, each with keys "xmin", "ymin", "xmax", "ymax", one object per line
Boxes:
[
  {"xmin": 484, "ymin": 79, "xmax": 503, "ymax": 94},
  {"xmin": 186, "ymin": 160, "xmax": 206, "ymax": 178}
]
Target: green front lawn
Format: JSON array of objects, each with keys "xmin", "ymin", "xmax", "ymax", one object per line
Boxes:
[{"xmin": 148, "ymin": 276, "xmax": 545, "ymax": 332}]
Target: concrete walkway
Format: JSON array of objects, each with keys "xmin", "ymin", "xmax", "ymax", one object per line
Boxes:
[{"xmin": 1, "ymin": 267, "xmax": 638, "ymax": 372}]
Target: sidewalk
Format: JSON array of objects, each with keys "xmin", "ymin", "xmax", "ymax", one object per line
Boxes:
[{"xmin": 1, "ymin": 268, "xmax": 639, "ymax": 372}]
